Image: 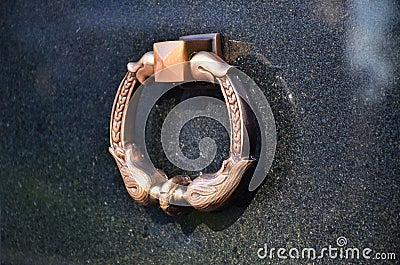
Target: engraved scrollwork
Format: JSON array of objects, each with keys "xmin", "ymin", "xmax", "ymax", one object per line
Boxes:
[
  {"xmin": 109, "ymin": 44, "xmax": 255, "ymax": 215},
  {"xmin": 109, "ymin": 67, "xmax": 167, "ymax": 206}
]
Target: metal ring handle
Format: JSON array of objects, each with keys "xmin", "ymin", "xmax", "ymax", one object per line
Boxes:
[{"xmin": 109, "ymin": 45, "xmax": 255, "ymax": 215}]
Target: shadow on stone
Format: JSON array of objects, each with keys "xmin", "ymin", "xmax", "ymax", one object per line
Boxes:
[{"xmin": 143, "ymin": 52, "xmax": 298, "ymax": 232}]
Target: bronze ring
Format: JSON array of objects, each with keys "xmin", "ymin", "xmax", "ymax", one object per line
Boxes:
[{"xmin": 109, "ymin": 34, "xmax": 256, "ymax": 215}]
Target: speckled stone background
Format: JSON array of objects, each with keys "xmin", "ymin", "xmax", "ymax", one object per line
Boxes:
[{"xmin": 1, "ymin": 1, "xmax": 399, "ymax": 264}]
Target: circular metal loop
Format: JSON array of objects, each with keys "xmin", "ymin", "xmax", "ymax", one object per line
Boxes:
[{"xmin": 109, "ymin": 51, "xmax": 256, "ymax": 215}]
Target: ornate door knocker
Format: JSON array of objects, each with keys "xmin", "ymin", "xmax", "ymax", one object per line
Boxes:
[{"xmin": 109, "ymin": 33, "xmax": 264, "ymax": 216}]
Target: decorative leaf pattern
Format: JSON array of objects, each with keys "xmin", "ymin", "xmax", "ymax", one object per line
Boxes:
[{"xmin": 109, "ymin": 53, "xmax": 255, "ymax": 215}]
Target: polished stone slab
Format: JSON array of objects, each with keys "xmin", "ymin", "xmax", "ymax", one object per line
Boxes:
[{"xmin": 1, "ymin": 1, "xmax": 399, "ymax": 264}]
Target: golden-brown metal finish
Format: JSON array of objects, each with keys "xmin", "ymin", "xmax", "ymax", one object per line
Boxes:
[
  {"xmin": 109, "ymin": 33, "xmax": 254, "ymax": 215},
  {"xmin": 153, "ymin": 39, "xmax": 212, "ymax": 82}
]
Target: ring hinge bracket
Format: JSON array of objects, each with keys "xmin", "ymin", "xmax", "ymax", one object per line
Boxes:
[
  {"xmin": 153, "ymin": 33, "xmax": 222, "ymax": 82},
  {"xmin": 179, "ymin": 33, "xmax": 222, "ymax": 57}
]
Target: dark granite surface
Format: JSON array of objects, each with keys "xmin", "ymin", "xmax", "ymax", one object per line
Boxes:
[{"xmin": 1, "ymin": 0, "xmax": 399, "ymax": 264}]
